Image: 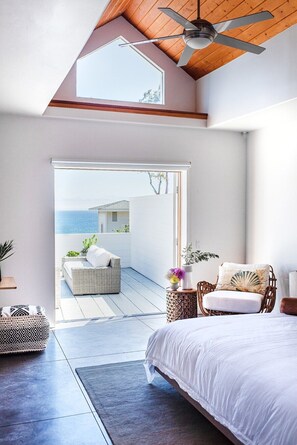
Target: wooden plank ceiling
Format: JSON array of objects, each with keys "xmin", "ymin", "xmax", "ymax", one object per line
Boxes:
[{"xmin": 96, "ymin": 0, "xmax": 297, "ymax": 80}]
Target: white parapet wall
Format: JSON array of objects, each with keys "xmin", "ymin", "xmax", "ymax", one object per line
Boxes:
[
  {"xmin": 55, "ymin": 233, "xmax": 131, "ymax": 268},
  {"xmin": 130, "ymin": 194, "xmax": 174, "ymax": 287}
]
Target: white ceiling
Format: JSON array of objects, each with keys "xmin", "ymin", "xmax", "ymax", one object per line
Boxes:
[{"xmin": 0, "ymin": 0, "xmax": 109, "ymax": 116}]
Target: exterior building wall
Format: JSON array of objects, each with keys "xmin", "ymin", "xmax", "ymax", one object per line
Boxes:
[
  {"xmin": 98, "ymin": 212, "xmax": 107, "ymax": 233},
  {"xmin": 106, "ymin": 211, "xmax": 129, "ymax": 233},
  {"xmin": 130, "ymin": 194, "xmax": 175, "ymax": 287}
]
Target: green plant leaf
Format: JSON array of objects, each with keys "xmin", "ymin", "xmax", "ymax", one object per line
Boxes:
[
  {"xmin": 80, "ymin": 235, "xmax": 98, "ymax": 254},
  {"xmin": 181, "ymin": 243, "xmax": 219, "ymax": 265},
  {"xmin": 0, "ymin": 240, "xmax": 14, "ymax": 262},
  {"xmin": 66, "ymin": 251, "xmax": 80, "ymax": 257}
]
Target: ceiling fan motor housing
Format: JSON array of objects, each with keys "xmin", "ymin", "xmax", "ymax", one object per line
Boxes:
[{"xmin": 184, "ymin": 19, "xmax": 217, "ymax": 49}]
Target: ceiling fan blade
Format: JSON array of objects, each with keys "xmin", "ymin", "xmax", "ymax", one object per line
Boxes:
[
  {"xmin": 159, "ymin": 7, "xmax": 198, "ymax": 30},
  {"xmin": 213, "ymin": 11, "xmax": 273, "ymax": 33},
  {"xmin": 119, "ymin": 34, "xmax": 184, "ymax": 47},
  {"xmin": 214, "ymin": 33, "xmax": 265, "ymax": 54},
  {"xmin": 177, "ymin": 45, "xmax": 195, "ymax": 67}
]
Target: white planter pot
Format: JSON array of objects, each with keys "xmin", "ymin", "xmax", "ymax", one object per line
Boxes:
[
  {"xmin": 170, "ymin": 282, "xmax": 179, "ymax": 291},
  {"xmin": 182, "ymin": 265, "xmax": 193, "ymax": 290}
]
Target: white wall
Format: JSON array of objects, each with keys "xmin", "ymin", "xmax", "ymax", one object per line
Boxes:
[
  {"xmin": 0, "ymin": 114, "xmax": 245, "ymax": 324},
  {"xmin": 55, "ymin": 233, "xmax": 131, "ymax": 268},
  {"xmin": 197, "ymin": 25, "xmax": 297, "ymax": 128},
  {"xmin": 246, "ymin": 102, "xmax": 297, "ymax": 307},
  {"xmin": 130, "ymin": 194, "xmax": 174, "ymax": 287}
]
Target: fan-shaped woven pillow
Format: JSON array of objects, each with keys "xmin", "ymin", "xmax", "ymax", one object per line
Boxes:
[{"xmin": 216, "ymin": 263, "xmax": 270, "ymax": 295}]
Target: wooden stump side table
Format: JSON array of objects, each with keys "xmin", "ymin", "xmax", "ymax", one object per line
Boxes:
[{"xmin": 166, "ymin": 288, "xmax": 197, "ymax": 323}]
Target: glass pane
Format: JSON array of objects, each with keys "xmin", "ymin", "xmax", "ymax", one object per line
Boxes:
[{"xmin": 76, "ymin": 37, "xmax": 164, "ymax": 104}]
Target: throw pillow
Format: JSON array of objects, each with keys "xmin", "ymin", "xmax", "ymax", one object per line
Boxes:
[
  {"xmin": 0, "ymin": 305, "xmax": 45, "ymax": 317},
  {"xmin": 216, "ymin": 262, "xmax": 270, "ymax": 295},
  {"xmin": 87, "ymin": 245, "xmax": 111, "ymax": 268},
  {"xmin": 280, "ymin": 297, "xmax": 297, "ymax": 315}
]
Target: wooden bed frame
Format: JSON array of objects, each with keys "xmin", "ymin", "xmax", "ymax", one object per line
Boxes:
[{"xmin": 155, "ymin": 367, "xmax": 243, "ymax": 445}]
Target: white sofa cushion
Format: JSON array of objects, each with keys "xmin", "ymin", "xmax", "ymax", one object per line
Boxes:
[
  {"xmin": 216, "ymin": 262, "xmax": 270, "ymax": 295},
  {"xmin": 86, "ymin": 246, "xmax": 111, "ymax": 268},
  {"xmin": 64, "ymin": 260, "xmax": 93, "ymax": 278},
  {"xmin": 203, "ymin": 290, "xmax": 263, "ymax": 313}
]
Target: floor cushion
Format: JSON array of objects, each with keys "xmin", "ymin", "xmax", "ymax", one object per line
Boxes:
[{"xmin": 0, "ymin": 305, "xmax": 50, "ymax": 354}]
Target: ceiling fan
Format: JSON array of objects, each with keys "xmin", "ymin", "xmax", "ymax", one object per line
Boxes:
[{"xmin": 120, "ymin": 0, "xmax": 274, "ymax": 67}]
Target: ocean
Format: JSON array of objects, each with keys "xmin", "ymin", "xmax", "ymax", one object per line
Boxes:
[{"xmin": 55, "ymin": 210, "xmax": 98, "ymax": 234}]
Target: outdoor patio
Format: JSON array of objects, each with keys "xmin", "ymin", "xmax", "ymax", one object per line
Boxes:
[{"xmin": 56, "ymin": 268, "xmax": 166, "ymax": 322}]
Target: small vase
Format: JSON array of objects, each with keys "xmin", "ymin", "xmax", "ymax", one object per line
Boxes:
[
  {"xmin": 170, "ymin": 282, "xmax": 179, "ymax": 291},
  {"xmin": 182, "ymin": 265, "xmax": 193, "ymax": 289}
]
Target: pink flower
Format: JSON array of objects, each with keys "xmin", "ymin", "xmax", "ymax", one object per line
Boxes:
[{"xmin": 166, "ymin": 267, "xmax": 185, "ymax": 282}]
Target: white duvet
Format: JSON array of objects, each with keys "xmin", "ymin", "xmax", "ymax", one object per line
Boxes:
[{"xmin": 145, "ymin": 313, "xmax": 297, "ymax": 445}]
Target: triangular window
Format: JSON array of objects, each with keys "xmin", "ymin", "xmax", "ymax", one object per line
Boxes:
[{"xmin": 76, "ymin": 37, "xmax": 164, "ymax": 104}]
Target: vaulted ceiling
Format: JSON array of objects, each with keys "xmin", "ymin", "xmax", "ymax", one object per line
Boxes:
[{"xmin": 96, "ymin": 0, "xmax": 297, "ymax": 80}]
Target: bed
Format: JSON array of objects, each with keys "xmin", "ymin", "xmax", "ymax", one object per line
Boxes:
[{"xmin": 144, "ymin": 313, "xmax": 297, "ymax": 445}]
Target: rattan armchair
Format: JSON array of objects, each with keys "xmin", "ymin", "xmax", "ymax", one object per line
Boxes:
[{"xmin": 197, "ymin": 265, "xmax": 277, "ymax": 316}]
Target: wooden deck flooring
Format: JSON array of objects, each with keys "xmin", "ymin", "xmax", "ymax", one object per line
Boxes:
[{"xmin": 56, "ymin": 268, "xmax": 166, "ymax": 322}]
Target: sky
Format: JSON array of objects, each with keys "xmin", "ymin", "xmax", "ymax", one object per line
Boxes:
[
  {"xmin": 76, "ymin": 37, "xmax": 163, "ymax": 103},
  {"xmin": 55, "ymin": 170, "xmax": 174, "ymax": 210}
]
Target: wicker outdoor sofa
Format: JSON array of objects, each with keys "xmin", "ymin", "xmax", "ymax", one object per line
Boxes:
[{"xmin": 62, "ymin": 248, "xmax": 121, "ymax": 296}]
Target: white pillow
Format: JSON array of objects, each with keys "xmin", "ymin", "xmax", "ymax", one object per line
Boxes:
[
  {"xmin": 216, "ymin": 262, "xmax": 270, "ymax": 295},
  {"xmin": 86, "ymin": 245, "xmax": 111, "ymax": 268}
]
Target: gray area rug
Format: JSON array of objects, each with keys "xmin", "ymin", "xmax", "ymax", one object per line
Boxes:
[{"xmin": 76, "ymin": 360, "xmax": 232, "ymax": 445}]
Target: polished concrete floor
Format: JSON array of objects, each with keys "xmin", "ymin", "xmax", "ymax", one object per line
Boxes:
[{"xmin": 0, "ymin": 314, "xmax": 167, "ymax": 445}]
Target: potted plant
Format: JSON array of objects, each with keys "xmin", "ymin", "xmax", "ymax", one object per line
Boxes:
[
  {"xmin": 0, "ymin": 240, "xmax": 14, "ymax": 281},
  {"xmin": 81, "ymin": 234, "xmax": 98, "ymax": 255},
  {"xmin": 181, "ymin": 243, "xmax": 219, "ymax": 289},
  {"xmin": 65, "ymin": 234, "xmax": 98, "ymax": 257},
  {"xmin": 166, "ymin": 267, "xmax": 185, "ymax": 290},
  {"xmin": 65, "ymin": 250, "xmax": 80, "ymax": 257}
]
